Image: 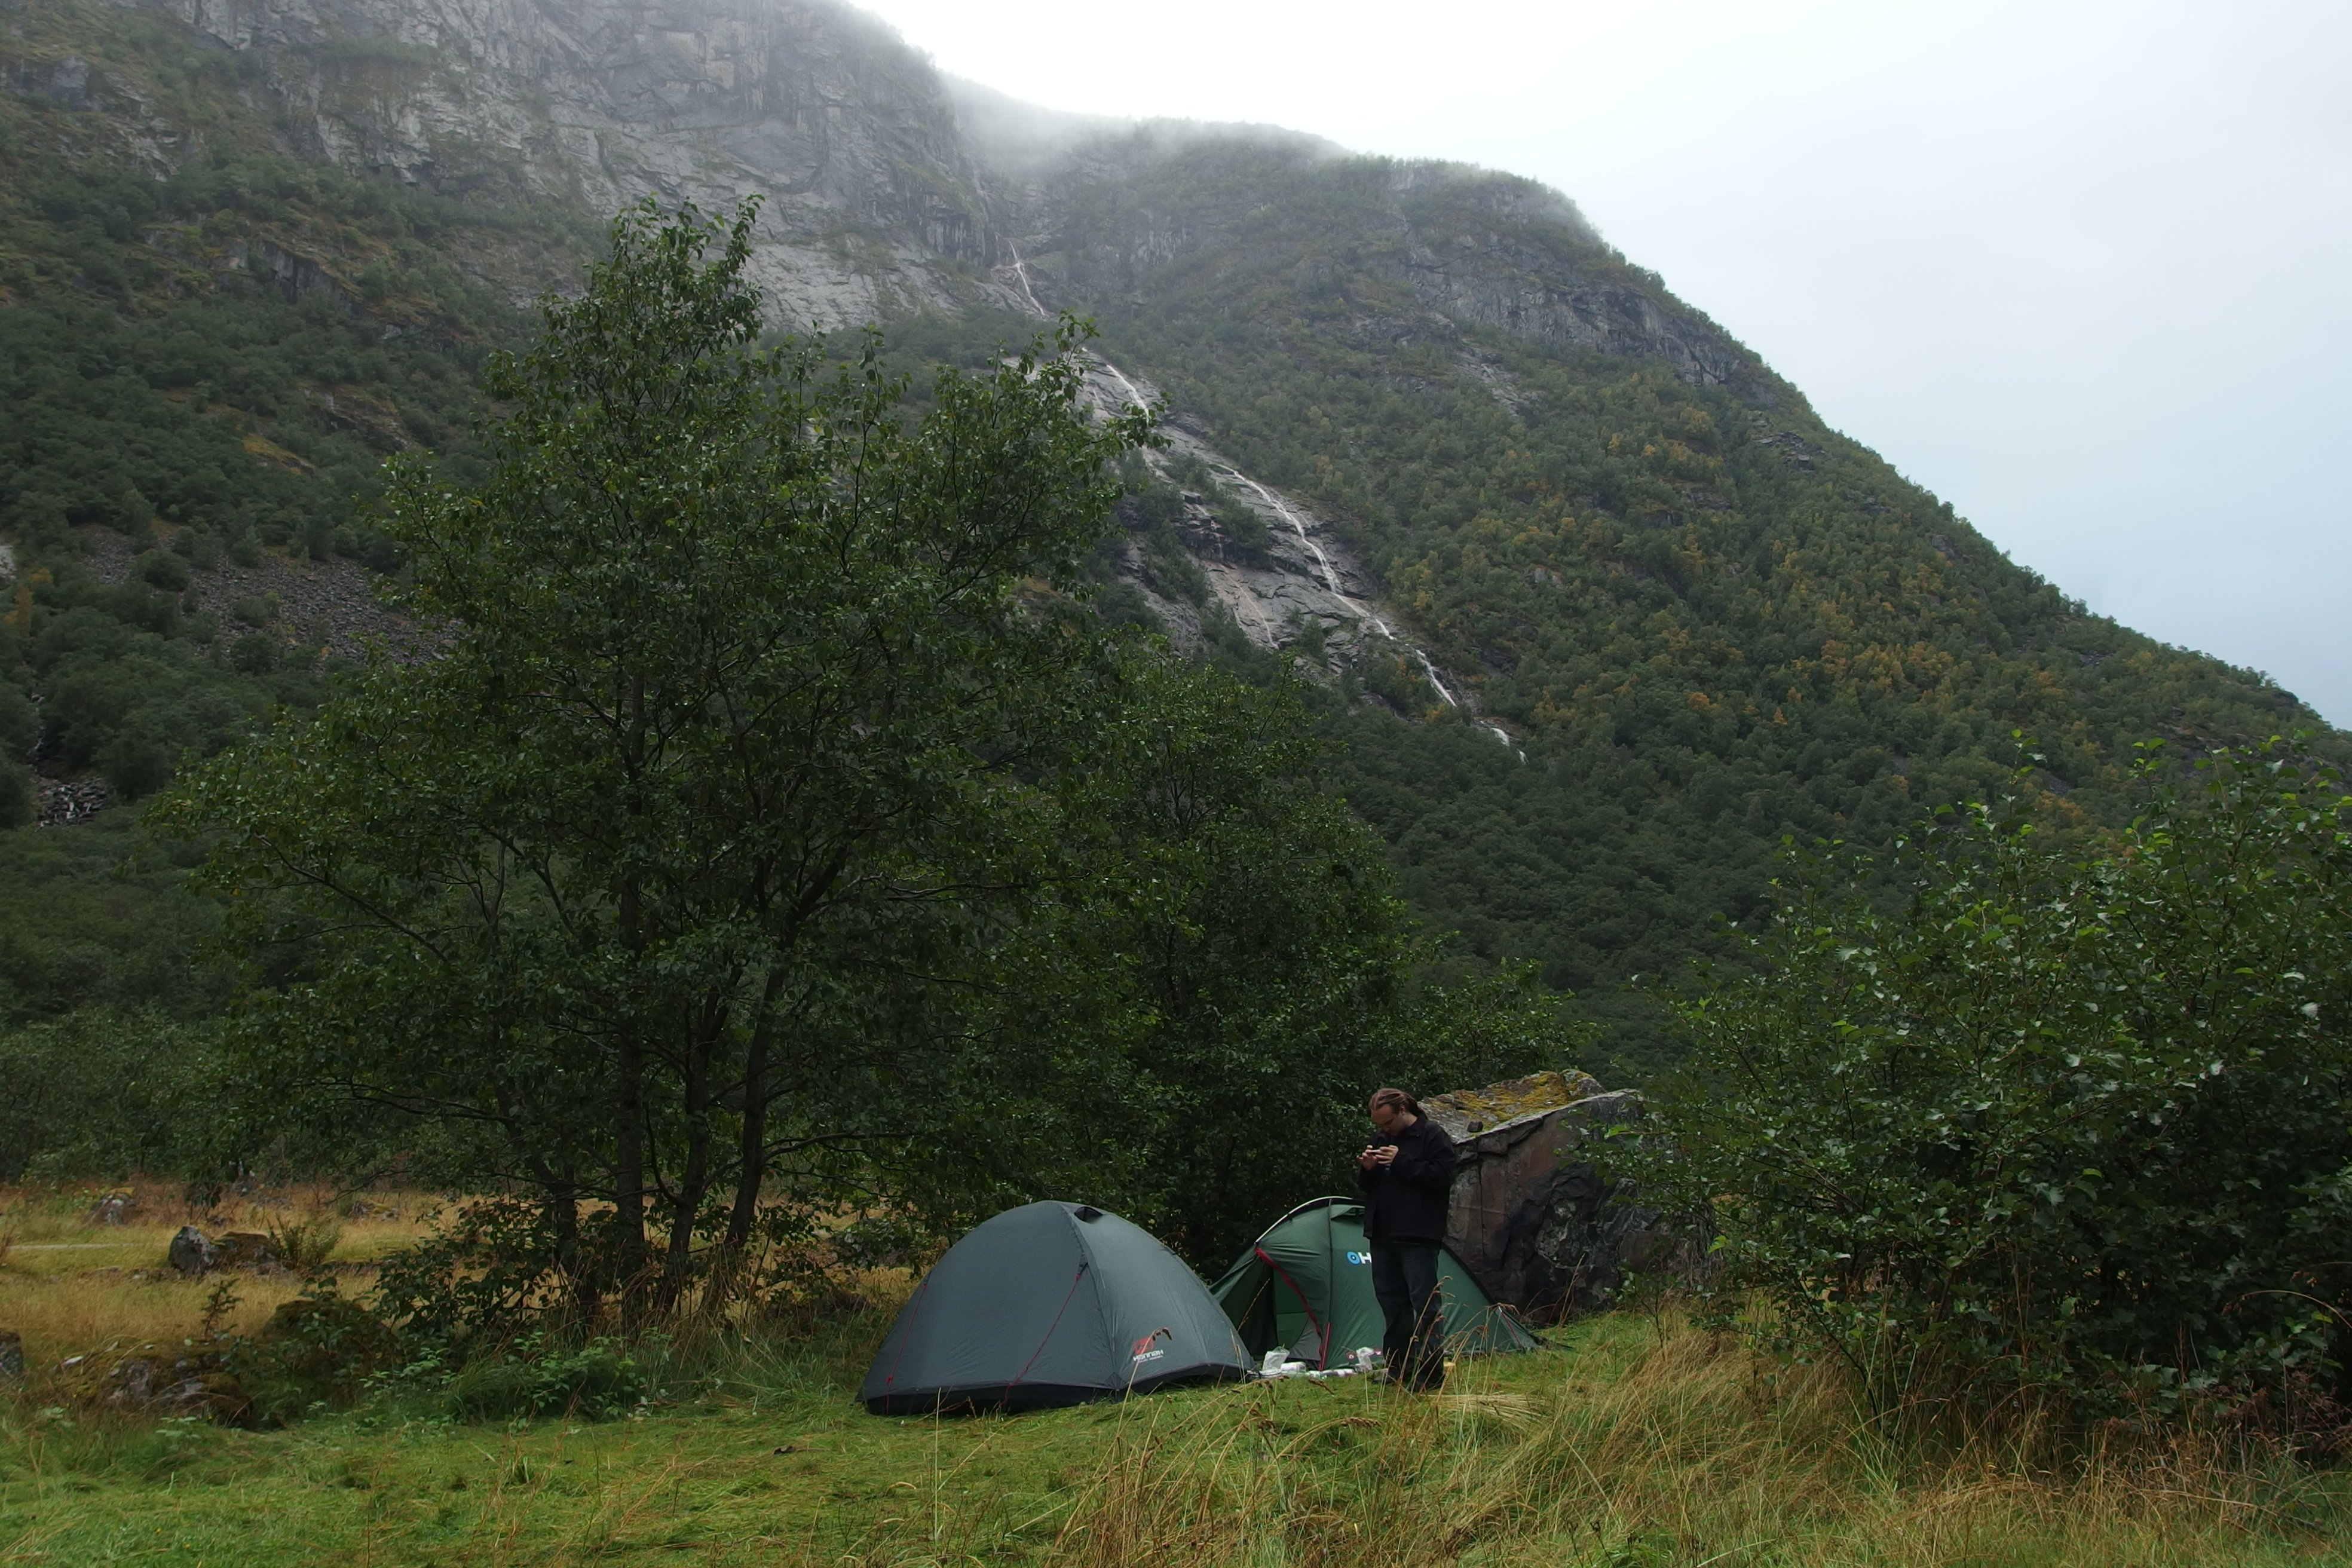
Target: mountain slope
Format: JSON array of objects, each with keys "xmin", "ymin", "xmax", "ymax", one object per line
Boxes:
[
  {"xmin": 951, "ymin": 120, "xmax": 2331, "ymax": 1064},
  {"xmin": 1, "ymin": 0, "xmax": 2335, "ymax": 1072}
]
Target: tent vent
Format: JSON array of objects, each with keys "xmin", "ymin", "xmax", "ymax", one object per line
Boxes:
[{"xmin": 1073, "ymin": 1205, "xmax": 1103, "ymax": 1221}]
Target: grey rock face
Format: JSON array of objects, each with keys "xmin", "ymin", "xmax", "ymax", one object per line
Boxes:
[
  {"xmin": 1444, "ymin": 1090, "xmax": 1689, "ymax": 1322},
  {"xmin": 168, "ymin": 1224, "xmax": 216, "ymax": 1276},
  {"xmin": 145, "ymin": 0, "xmax": 1013, "ymax": 325},
  {"xmin": 82, "ymin": 0, "xmax": 1769, "ymax": 385},
  {"xmin": 1388, "ymin": 236, "xmax": 1754, "ymax": 390},
  {"xmin": 966, "ymin": 121, "xmax": 1765, "ymax": 400}
]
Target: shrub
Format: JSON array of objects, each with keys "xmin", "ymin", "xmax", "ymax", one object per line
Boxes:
[
  {"xmin": 1644, "ymin": 748, "xmax": 2352, "ymax": 1426},
  {"xmin": 440, "ymin": 1335, "xmax": 651, "ymax": 1422},
  {"xmin": 229, "ymin": 633, "xmax": 275, "ymax": 673},
  {"xmin": 0, "ymin": 760, "xmax": 33, "ymax": 829},
  {"xmin": 134, "ymin": 550, "xmax": 191, "ymax": 592},
  {"xmin": 234, "ymin": 1289, "xmax": 403, "ymax": 1419}
]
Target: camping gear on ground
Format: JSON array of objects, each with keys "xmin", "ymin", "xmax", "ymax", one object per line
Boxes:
[
  {"xmin": 1209, "ymin": 1196, "xmax": 1538, "ymax": 1367},
  {"xmin": 861, "ymin": 1200, "xmax": 1250, "ymax": 1415}
]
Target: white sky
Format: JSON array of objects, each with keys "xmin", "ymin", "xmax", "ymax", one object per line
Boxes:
[{"xmin": 852, "ymin": 0, "xmax": 2352, "ymax": 724}]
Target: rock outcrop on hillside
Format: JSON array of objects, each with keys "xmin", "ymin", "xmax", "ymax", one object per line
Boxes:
[
  {"xmin": 84, "ymin": 0, "xmax": 1765, "ymax": 383},
  {"xmin": 146, "ymin": 0, "xmax": 1016, "ymax": 324},
  {"xmin": 16, "ymin": 0, "xmax": 1778, "ymax": 688}
]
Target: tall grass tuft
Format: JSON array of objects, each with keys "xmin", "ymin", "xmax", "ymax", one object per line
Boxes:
[
  {"xmin": 1051, "ymin": 1314, "xmax": 2341, "ymax": 1568},
  {"xmin": 262, "ymin": 1213, "xmax": 343, "ymax": 1273}
]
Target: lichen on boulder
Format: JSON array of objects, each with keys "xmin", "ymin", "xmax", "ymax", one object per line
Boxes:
[{"xmin": 1423, "ymin": 1068, "xmax": 1602, "ymax": 1139}]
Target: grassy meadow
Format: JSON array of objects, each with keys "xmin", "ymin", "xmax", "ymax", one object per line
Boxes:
[
  {"xmin": 0, "ymin": 1182, "xmax": 436, "ymax": 1370},
  {"xmin": 2, "ymin": 1183, "xmax": 2349, "ymax": 1567}
]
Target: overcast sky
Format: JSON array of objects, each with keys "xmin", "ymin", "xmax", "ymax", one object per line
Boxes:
[{"xmin": 852, "ymin": 0, "xmax": 2352, "ymax": 724}]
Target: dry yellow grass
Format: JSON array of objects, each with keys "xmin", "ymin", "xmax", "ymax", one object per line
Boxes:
[{"xmin": 0, "ymin": 1180, "xmax": 440, "ymax": 1373}]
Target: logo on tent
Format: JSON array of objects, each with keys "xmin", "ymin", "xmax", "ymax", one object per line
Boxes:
[
  {"xmin": 1345, "ymin": 1251, "xmax": 1370, "ymax": 1265},
  {"xmin": 1131, "ymin": 1327, "xmax": 1173, "ymax": 1363}
]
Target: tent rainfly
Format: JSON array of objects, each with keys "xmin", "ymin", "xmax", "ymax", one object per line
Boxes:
[
  {"xmin": 1209, "ymin": 1197, "xmax": 1538, "ymax": 1366},
  {"xmin": 860, "ymin": 1201, "xmax": 1250, "ymax": 1415}
]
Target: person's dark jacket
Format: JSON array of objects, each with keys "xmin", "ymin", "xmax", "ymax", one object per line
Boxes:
[{"xmin": 1358, "ymin": 1115, "xmax": 1457, "ymax": 1244}]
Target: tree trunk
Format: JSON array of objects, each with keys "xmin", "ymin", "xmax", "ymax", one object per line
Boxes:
[
  {"xmin": 659, "ymin": 997, "xmax": 724, "ymax": 1312},
  {"xmin": 539, "ymin": 1175, "xmax": 595, "ymax": 1328},
  {"xmin": 724, "ymin": 966, "xmax": 791, "ymax": 1256},
  {"xmin": 615, "ymin": 668, "xmax": 653, "ymax": 1308}
]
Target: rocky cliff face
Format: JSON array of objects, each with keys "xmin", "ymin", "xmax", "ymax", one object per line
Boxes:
[
  {"xmin": 55, "ymin": 0, "xmax": 1767, "ymax": 380},
  {"xmin": 13, "ymin": 0, "xmax": 1785, "ymax": 679},
  {"xmin": 134, "ymin": 0, "xmax": 1015, "ymax": 323},
  {"xmin": 956, "ymin": 112, "xmax": 1774, "ymax": 403}
]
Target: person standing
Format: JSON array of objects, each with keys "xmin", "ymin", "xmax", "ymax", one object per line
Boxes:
[{"xmin": 1357, "ymin": 1086, "xmax": 1456, "ymax": 1390}]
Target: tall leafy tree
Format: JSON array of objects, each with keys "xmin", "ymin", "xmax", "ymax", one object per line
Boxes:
[{"xmin": 169, "ymin": 198, "xmax": 1149, "ymax": 1315}]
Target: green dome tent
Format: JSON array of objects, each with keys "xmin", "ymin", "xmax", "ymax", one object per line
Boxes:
[
  {"xmin": 1209, "ymin": 1198, "xmax": 1538, "ymax": 1367},
  {"xmin": 861, "ymin": 1201, "xmax": 1250, "ymax": 1415}
]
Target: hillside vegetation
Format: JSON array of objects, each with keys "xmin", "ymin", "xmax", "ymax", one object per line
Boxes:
[
  {"xmin": 1000, "ymin": 133, "xmax": 2335, "ymax": 1065},
  {"xmin": 0, "ymin": 0, "xmax": 592, "ymax": 1032}
]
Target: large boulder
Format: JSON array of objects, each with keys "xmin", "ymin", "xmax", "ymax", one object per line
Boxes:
[
  {"xmin": 245, "ymin": 1294, "xmax": 403, "ymax": 1411},
  {"xmin": 1426, "ymin": 1070, "xmax": 1600, "ymax": 1135},
  {"xmin": 1431, "ymin": 1075, "xmax": 1690, "ymax": 1324}
]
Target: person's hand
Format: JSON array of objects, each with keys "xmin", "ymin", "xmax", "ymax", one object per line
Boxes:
[
  {"xmin": 1356, "ymin": 1146, "xmax": 1381, "ymax": 1171},
  {"xmin": 1371, "ymin": 1145, "xmax": 1398, "ymax": 1167}
]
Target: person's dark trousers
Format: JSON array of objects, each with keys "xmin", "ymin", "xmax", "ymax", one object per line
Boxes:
[{"xmin": 1370, "ymin": 1241, "xmax": 1445, "ymax": 1389}]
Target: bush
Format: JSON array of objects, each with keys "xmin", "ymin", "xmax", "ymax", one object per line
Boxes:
[
  {"xmin": 0, "ymin": 1009, "xmax": 221, "ymax": 1180},
  {"xmin": 0, "ymin": 759, "xmax": 33, "ymax": 829},
  {"xmin": 440, "ymin": 1336, "xmax": 651, "ymax": 1422},
  {"xmin": 135, "ymin": 551, "xmax": 191, "ymax": 592},
  {"xmin": 1644, "ymin": 748, "xmax": 2352, "ymax": 1426},
  {"xmin": 235, "ymin": 1290, "xmax": 403, "ymax": 1420},
  {"xmin": 229, "ymin": 633, "xmax": 276, "ymax": 673}
]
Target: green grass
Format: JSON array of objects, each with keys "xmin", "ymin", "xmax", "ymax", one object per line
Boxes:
[{"xmin": 6, "ymin": 1312, "xmax": 2349, "ymax": 1566}]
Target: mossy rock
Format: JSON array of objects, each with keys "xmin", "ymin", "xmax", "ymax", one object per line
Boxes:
[
  {"xmin": 1426, "ymin": 1070, "xmax": 1605, "ymax": 1138},
  {"xmin": 51, "ymin": 1342, "xmax": 255, "ymax": 1426}
]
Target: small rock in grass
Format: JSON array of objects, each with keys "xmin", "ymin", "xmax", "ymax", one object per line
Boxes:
[
  {"xmin": 212, "ymin": 1232, "xmax": 284, "ymax": 1273},
  {"xmin": 169, "ymin": 1225, "xmax": 215, "ymax": 1276}
]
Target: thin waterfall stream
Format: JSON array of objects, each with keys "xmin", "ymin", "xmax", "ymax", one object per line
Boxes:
[{"xmin": 1000, "ymin": 246, "xmax": 1515, "ymax": 753}]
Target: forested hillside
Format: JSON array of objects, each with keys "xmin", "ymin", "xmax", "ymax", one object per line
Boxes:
[
  {"xmin": 0, "ymin": 0, "xmax": 2336, "ymax": 1092},
  {"xmin": 984, "ymin": 130, "xmax": 2336, "ymax": 1067},
  {"xmin": 0, "ymin": 0, "xmax": 593, "ymax": 1029}
]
